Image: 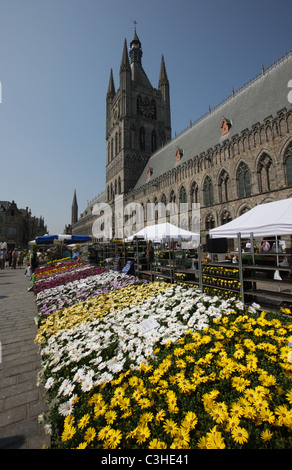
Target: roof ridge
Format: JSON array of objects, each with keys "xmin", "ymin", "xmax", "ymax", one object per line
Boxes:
[{"xmin": 173, "ymin": 49, "xmax": 292, "ymax": 142}]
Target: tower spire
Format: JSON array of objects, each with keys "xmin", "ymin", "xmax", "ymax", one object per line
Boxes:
[
  {"xmin": 120, "ymin": 38, "xmax": 130, "ymax": 73},
  {"xmin": 71, "ymin": 189, "xmax": 78, "ymax": 225},
  {"xmin": 107, "ymin": 68, "xmax": 115, "ymax": 96}
]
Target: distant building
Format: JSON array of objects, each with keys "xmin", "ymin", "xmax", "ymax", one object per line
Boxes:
[
  {"xmin": 72, "ymin": 29, "xmax": 292, "ymax": 243},
  {"xmin": 0, "ymin": 200, "xmax": 46, "ymax": 249}
]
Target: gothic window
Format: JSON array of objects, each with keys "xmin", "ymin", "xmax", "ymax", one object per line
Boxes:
[
  {"xmin": 161, "ymin": 193, "xmax": 167, "ymax": 205},
  {"xmin": 107, "ymin": 143, "xmax": 110, "ymax": 164},
  {"xmin": 284, "ymin": 143, "xmax": 292, "ymax": 186},
  {"xmin": 118, "ymin": 177, "xmax": 121, "ymax": 195},
  {"xmin": 137, "ymin": 96, "xmax": 142, "ymax": 116},
  {"xmin": 119, "ymin": 129, "xmax": 121, "ymax": 152},
  {"xmin": 237, "ymin": 162, "xmax": 251, "ymax": 198},
  {"xmin": 115, "ymin": 179, "xmax": 117, "ymax": 195},
  {"xmin": 151, "ymin": 99, "xmax": 157, "ymax": 119},
  {"xmin": 111, "ymin": 138, "xmax": 113, "ymax": 161},
  {"xmin": 190, "ymin": 181, "xmax": 198, "ymax": 204},
  {"xmin": 170, "ymin": 190, "xmax": 176, "ymax": 203},
  {"xmin": 107, "ymin": 186, "xmax": 110, "ymax": 201},
  {"xmin": 151, "ymin": 130, "xmax": 157, "ymax": 153},
  {"xmin": 257, "ymin": 153, "xmax": 273, "ymax": 192},
  {"xmin": 139, "ymin": 127, "xmax": 145, "ymax": 151},
  {"xmin": 218, "ymin": 169, "xmax": 229, "ymax": 203},
  {"xmin": 130, "ymin": 125, "xmax": 135, "ymax": 149},
  {"xmin": 203, "ymin": 176, "xmax": 214, "ymax": 206},
  {"xmin": 221, "ymin": 210, "xmax": 232, "ymax": 225},
  {"xmin": 115, "ymin": 133, "xmax": 118, "ymax": 156},
  {"xmin": 179, "ymin": 185, "xmax": 187, "ymax": 204},
  {"xmin": 205, "ymin": 213, "xmax": 215, "ymax": 230}
]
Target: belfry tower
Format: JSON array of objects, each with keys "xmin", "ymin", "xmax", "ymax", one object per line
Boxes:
[{"xmin": 105, "ymin": 29, "xmax": 171, "ymax": 203}]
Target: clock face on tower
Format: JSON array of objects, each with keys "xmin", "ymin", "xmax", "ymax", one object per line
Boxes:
[{"xmin": 140, "ymin": 97, "xmax": 155, "ymax": 118}]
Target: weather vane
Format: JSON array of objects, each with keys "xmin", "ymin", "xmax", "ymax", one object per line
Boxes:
[{"xmin": 131, "ymin": 19, "xmax": 138, "ymax": 31}]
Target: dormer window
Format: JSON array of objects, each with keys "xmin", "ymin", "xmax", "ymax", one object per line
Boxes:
[
  {"xmin": 221, "ymin": 117, "xmax": 232, "ymax": 136},
  {"xmin": 176, "ymin": 148, "xmax": 183, "ymax": 162},
  {"xmin": 147, "ymin": 167, "xmax": 153, "ymax": 178}
]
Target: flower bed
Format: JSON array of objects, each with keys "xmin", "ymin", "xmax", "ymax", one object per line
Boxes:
[
  {"xmin": 34, "ymin": 266, "xmax": 292, "ymax": 449},
  {"xmin": 36, "ymin": 270, "xmax": 147, "ymax": 319}
]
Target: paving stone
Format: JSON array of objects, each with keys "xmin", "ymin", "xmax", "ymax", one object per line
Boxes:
[{"xmin": 0, "ymin": 269, "xmax": 50, "ymax": 449}]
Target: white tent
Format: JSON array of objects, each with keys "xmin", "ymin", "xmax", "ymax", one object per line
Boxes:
[
  {"xmin": 125, "ymin": 222, "xmax": 200, "ymax": 242},
  {"xmin": 210, "ymin": 198, "xmax": 292, "ymax": 239}
]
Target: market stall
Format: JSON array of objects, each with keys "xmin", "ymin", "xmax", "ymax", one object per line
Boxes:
[{"xmin": 209, "ymin": 199, "xmax": 292, "ymax": 308}]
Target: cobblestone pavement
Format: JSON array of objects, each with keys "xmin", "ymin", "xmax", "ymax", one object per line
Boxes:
[{"xmin": 0, "ymin": 267, "xmax": 50, "ymax": 449}]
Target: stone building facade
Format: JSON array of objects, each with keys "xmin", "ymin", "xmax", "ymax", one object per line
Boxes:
[
  {"xmin": 0, "ymin": 200, "xmax": 47, "ymax": 249},
  {"xmin": 72, "ymin": 30, "xmax": 292, "ymax": 244}
]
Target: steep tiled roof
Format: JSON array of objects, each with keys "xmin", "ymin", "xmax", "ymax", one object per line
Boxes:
[{"xmin": 134, "ymin": 52, "xmax": 292, "ymax": 190}]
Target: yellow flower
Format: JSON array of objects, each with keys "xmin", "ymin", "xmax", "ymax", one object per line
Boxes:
[
  {"xmin": 148, "ymin": 439, "xmax": 167, "ymax": 449},
  {"xmin": 61, "ymin": 424, "xmax": 76, "ymax": 442},
  {"xmin": 163, "ymin": 419, "xmax": 179, "ymax": 437},
  {"xmin": 135, "ymin": 425, "xmax": 151, "ymax": 445},
  {"xmin": 155, "ymin": 409, "xmax": 166, "ymax": 424},
  {"xmin": 75, "ymin": 442, "xmax": 87, "ymax": 449},
  {"xmin": 206, "ymin": 426, "xmax": 225, "ymax": 449},
  {"xmin": 78, "ymin": 414, "xmax": 90, "ymax": 430},
  {"xmin": 286, "ymin": 389, "xmax": 292, "ymax": 405},
  {"xmin": 260, "ymin": 429, "xmax": 273, "ymax": 442},
  {"xmin": 197, "ymin": 436, "xmax": 208, "ymax": 449},
  {"xmin": 98, "ymin": 426, "xmax": 112, "ymax": 441},
  {"xmin": 84, "ymin": 427, "xmax": 96, "ymax": 443},
  {"xmin": 275, "ymin": 405, "xmax": 292, "ymax": 426},
  {"xmin": 105, "ymin": 410, "xmax": 117, "ymax": 424},
  {"xmin": 231, "ymin": 426, "xmax": 249, "ymax": 445},
  {"xmin": 108, "ymin": 429, "xmax": 122, "ymax": 449},
  {"xmin": 182, "ymin": 411, "xmax": 198, "ymax": 430}
]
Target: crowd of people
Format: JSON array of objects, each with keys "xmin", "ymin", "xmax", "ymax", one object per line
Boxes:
[{"xmin": 0, "ymin": 247, "xmax": 27, "ymax": 269}]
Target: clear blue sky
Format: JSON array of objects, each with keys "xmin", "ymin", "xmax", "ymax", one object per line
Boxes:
[{"xmin": 0, "ymin": 0, "xmax": 291, "ymax": 235}]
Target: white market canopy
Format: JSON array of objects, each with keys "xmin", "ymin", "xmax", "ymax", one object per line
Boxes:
[
  {"xmin": 125, "ymin": 222, "xmax": 200, "ymax": 242},
  {"xmin": 210, "ymin": 198, "xmax": 292, "ymax": 239}
]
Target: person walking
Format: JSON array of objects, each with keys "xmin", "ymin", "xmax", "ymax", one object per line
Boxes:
[
  {"xmin": 27, "ymin": 245, "xmax": 38, "ymax": 291},
  {"xmin": 12, "ymin": 248, "xmax": 18, "ymax": 269},
  {"xmin": 0, "ymin": 248, "xmax": 8, "ymax": 269}
]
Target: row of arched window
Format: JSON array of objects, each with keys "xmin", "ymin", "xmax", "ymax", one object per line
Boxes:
[
  {"xmin": 144, "ymin": 144, "xmax": 292, "ymax": 208},
  {"xmin": 107, "ymin": 127, "xmax": 162, "ymax": 164}
]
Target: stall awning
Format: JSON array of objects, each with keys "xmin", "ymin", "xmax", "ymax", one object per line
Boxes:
[{"xmin": 210, "ymin": 198, "xmax": 292, "ymax": 239}]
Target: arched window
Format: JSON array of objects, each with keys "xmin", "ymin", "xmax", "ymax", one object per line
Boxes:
[
  {"xmin": 130, "ymin": 125, "xmax": 135, "ymax": 149},
  {"xmin": 205, "ymin": 213, "xmax": 215, "ymax": 230},
  {"xmin": 179, "ymin": 186, "xmax": 187, "ymax": 204},
  {"xmin": 137, "ymin": 96, "xmax": 142, "ymax": 116},
  {"xmin": 111, "ymin": 138, "xmax": 113, "ymax": 161},
  {"xmin": 169, "ymin": 190, "xmax": 176, "ymax": 203},
  {"xmin": 151, "ymin": 130, "xmax": 157, "ymax": 153},
  {"xmin": 190, "ymin": 181, "xmax": 198, "ymax": 204},
  {"xmin": 203, "ymin": 176, "xmax": 214, "ymax": 206},
  {"xmin": 257, "ymin": 153, "xmax": 273, "ymax": 192},
  {"xmin": 115, "ymin": 133, "xmax": 118, "ymax": 156},
  {"xmin": 139, "ymin": 127, "xmax": 145, "ymax": 151},
  {"xmin": 284, "ymin": 143, "xmax": 292, "ymax": 187},
  {"xmin": 151, "ymin": 99, "xmax": 156, "ymax": 119},
  {"xmin": 221, "ymin": 210, "xmax": 232, "ymax": 225},
  {"xmin": 237, "ymin": 162, "xmax": 251, "ymax": 198},
  {"xmin": 119, "ymin": 129, "xmax": 121, "ymax": 152},
  {"xmin": 218, "ymin": 169, "xmax": 229, "ymax": 202},
  {"xmin": 118, "ymin": 177, "xmax": 121, "ymax": 195}
]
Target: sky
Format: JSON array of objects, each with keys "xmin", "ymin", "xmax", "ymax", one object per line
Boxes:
[{"xmin": 0, "ymin": 0, "xmax": 291, "ymax": 235}]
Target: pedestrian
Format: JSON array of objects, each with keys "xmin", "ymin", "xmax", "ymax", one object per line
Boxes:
[
  {"xmin": 72, "ymin": 246, "xmax": 80, "ymax": 262},
  {"xmin": 12, "ymin": 248, "xmax": 18, "ymax": 268},
  {"xmin": 0, "ymin": 248, "xmax": 8, "ymax": 269},
  {"xmin": 146, "ymin": 240, "xmax": 154, "ymax": 270},
  {"xmin": 27, "ymin": 245, "xmax": 38, "ymax": 291}
]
